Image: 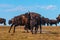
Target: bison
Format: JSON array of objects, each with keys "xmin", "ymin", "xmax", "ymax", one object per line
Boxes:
[
  {"xmin": 8, "ymin": 15, "xmax": 23, "ymax": 33},
  {"xmin": 56, "ymin": 14, "xmax": 60, "ymax": 23},
  {"xmin": 41, "ymin": 17, "xmax": 49, "ymax": 26},
  {"xmin": 8, "ymin": 12, "xmax": 42, "ymax": 34},
  {"xmin": 24, "ymin": 12, "xmax": 42, "ymax": 34},
  {"xmin": 0, "ymin": 18, "xmax": 6, "ymax": 25},
  {"xmin": 8, "ymin": 14, "xmax": 30, "ymax": 33},
  {"xmin": 49, "ymin": 19, "xmax": 58, "ymax": 26},
  {"xmin": 30, "ymin": 13, "xmax": 39, "ymax": 34}
]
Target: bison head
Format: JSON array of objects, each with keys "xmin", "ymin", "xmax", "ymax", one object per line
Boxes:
[{"xmin": 8, "ymin": 20, "xmax": 12, "ymax": 25}]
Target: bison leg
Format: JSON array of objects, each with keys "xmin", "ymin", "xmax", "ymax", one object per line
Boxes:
[
  {"xmin": 13, "ymin": 25, "xmax": 16, "ymax": 33},
  {"xmin": 9, "ymin": 24, "xmax": 13, "ymax": 33},
  {"xmin": 35, "ymin": 26, "xmax": 38, "ymax": 34},
  {"xmin": 40, "ymin": 24, "xmax": 42, "ymax": 34},
  {"xmin": 31, "ymin": 26, "xmax": 34, "ymax": 34},
  {"xmin": 47, "ymin": 23, "xmax": 49, "ymax": 26},
  {"xmin": 50, "ymin": 24, "xmax": 52, "ymax": 26},
  {"xmin": 4, "ymin": 22, "xmax": 6, "ymax": 25},
  {"xmin": 55, "ymin": 23, "xmax": 57, "ymax": 26},
  {"xmin": 27, "ymin": 26, "xmax": 29, "ymax": 33},
  {"xmin": 24, "ymin": 25, "xmax": 29, "ymax": 33}
]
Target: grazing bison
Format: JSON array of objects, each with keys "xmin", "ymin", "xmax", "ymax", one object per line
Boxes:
[
  {"xmin": 49, "ymin": 19, "xmax": 58, "ymax": 26},
  {"xmin": 0, "ymin": 18, "xmax": 6, "ymax": 25}
]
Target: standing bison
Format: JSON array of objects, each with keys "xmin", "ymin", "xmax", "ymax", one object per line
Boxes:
[
  {"xmin": 49, "ymin": 19, "xmax": 58, "ymax": 26},
  {"xmin": 29, "ymin": 13, "xmax": 39, "ymax": 34},
  {"xmin": 8, "ymin": 13, "xmax": 31, "ymax": 33},
  {"xmin": 41, "ymin": 17, "xmax": 49, "ymax": 26},
  {"xmin": 56, "ymin": 14, "xmax": 60, "ymax": 23},
  {"xmin": 8, "ymin": 12, "xmax": 42, "ymax": 34},
  {"xmin": 8, "ymin": 14, "xmax": 27, "ymax": 33},
  {"xmin": 24, "ymin": 12, "xmax": 42, "ymax": 34},
  {"xmin": 0, "ymin": 18, "xmax": 6, "ymax": 25}
]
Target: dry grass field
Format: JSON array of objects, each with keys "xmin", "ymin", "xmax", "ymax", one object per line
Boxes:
[{"xmin": 0, "ymin": 26, "xmax": 60, "ymax": 40}]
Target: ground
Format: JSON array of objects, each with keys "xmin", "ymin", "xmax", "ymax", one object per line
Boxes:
[{"xmin": 0, "ymin": 26, "xmax": 60, "ymax": 40}]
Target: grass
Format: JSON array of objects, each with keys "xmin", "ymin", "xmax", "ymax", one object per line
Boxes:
[{"xmin": 0, "ymin": 26, "xmax": 60, "ymax": 40}]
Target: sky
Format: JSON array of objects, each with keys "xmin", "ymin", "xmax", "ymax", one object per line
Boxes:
[{"xmin": 0, "ymin": 0, "xmax": 60, "ymax": 25}]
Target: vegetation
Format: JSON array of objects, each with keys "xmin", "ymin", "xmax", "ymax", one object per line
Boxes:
[{"xmin": 0, "ymin": 26, "xmax": 60, "ymax": 40}]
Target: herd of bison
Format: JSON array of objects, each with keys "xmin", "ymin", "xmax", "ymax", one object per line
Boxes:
[{"xmin": 0, "ymin": 12, "xmax": 60, "ymax": 34}]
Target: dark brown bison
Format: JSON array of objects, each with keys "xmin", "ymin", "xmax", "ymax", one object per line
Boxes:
[
  {"xmin": 24, "ymin": 12, "xmax": 42, "ymax": 34},
  {"xmin": 20, "ymin": 13, "xmax": 31, "ymax": 33},
  {"xmin": 56, "ymin": 14, "xmax": 60, "ymax": 23},
  {"xmin": 8, "ymin": 15, "xmax": 23, "ymax": 33},
  {"xmin": 8, "ymin": 12, "xmax": 42, "ymax": 34},
  {"xmin": 8, "ymin": 14, "xmax": 29, "ymax": 33},
  {"xmin": 30, "ymin": 13, "xmax": 39, "ymax": 34},
  {"xmin": 49, "ymin": 19, "xmax": 58, "ymax": 26},
  {"xmin": 0, "ymin": 18, "xmax": 6, "ymax": 25},
  {"xmin": 41, "ymin": 17, "xmax": 49, "ymax": 26}
]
